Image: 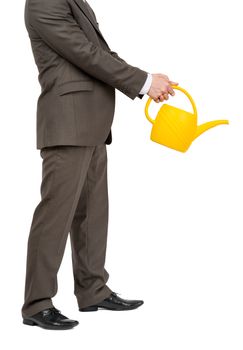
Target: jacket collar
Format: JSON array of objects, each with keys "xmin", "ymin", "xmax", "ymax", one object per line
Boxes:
[{"xmin": 74, "ymin": 0, "xmax": 106, "ymax": 41}]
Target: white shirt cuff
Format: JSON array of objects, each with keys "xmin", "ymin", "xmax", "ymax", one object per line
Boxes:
[{"xmin": 139, "ymin": 73, "xmax": 152, "ymax": 95}]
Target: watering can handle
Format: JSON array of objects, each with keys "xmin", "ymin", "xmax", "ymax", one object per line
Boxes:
[{"xmin": 145, "ymin": 85, "xmax": 198, "ymax": 124}]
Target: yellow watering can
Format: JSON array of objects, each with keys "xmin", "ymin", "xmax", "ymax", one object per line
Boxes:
[{"xmin": 145, "ymin": 85, "xmax": 229, "ymax": 152}]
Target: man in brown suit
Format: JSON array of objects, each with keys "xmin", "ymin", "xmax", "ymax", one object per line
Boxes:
[{"xmin": 22, "ymin": 0, "xmax": 178, "ymax": 330}]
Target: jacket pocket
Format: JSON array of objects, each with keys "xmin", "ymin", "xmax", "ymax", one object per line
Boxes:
[{"xmin": 57, "ymin": 80, "xmax": 94, "ymax": 95}]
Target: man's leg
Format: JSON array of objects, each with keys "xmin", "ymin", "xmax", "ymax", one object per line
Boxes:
[
  {"xmin": 21, "ymin": 145, "xmax": 95, "ymax": 318},
  {"xmin": 70, "ymin": 144, "xmax": 112, "ymax": 309}
]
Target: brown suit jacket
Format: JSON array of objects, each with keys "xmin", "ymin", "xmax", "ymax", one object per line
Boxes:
[{"xmin": 24, "ymin": 0, "xmax": 148, "ymax": 149}]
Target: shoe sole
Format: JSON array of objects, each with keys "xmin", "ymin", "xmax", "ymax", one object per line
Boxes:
[
  {"xmin": 80, "ymin": 302, "xmax": 144, "ymax": 312},
  {"xmin": 23, "ymin": 318, "xmax": 78, "ymax": 330}
]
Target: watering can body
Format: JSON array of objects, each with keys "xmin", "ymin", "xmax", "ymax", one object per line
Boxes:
[{"xmin": 145, "ymin": 86, "xmax": 229, "ymax": 153}]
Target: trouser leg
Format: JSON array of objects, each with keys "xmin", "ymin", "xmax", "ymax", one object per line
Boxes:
[
  {"xmin": 70, "ymin": 144, "xmax": 112, "ymax": 309},
  {"xmin": 21, "ymin": 145, "xmax": 95, "ymax": 318}
]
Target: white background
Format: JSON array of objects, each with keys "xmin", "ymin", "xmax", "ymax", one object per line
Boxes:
[{"xmin": 0, "ymin": 0, "xmax": 243, "ymax": 349}]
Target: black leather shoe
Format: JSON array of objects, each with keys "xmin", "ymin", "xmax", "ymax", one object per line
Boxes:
[
  {"xmin": 79, "ymin": 292, "xmax": 144, "ymax": 312},
  {"xmin": 23, "ymin": 307, "xmax": 79, "ymax": 330}
]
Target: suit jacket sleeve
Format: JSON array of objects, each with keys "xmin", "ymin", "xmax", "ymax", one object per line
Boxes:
[
  {"xmin": 109, "ymin": 50, "xmax": 145, "ymax": 99},
  {"xmin": 27, "ymin": 0, "xmax": 148, "ymax": 100}
]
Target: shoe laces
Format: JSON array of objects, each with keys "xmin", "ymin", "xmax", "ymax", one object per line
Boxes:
[
  {"xmin": 49, "ymin": 307, "xmax": 61, "ymax": 314},
  {"xmin": 43, "ymin": 307, "xmax": 61, "ymax": 318}
]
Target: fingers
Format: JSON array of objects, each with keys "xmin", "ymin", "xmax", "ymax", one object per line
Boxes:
[
  {"xmin": 168, "ymin": 82, "xmax": 179, "ymax": 96},
  {"xmin": 169, "ymin": 81, "xmax": 179, "ymax": 86},
  {"xmin": 149, "ymin": 73, "xmax": 179, "ymax": 102},
  {"xmin": 154, "ymin": 95, "xmax": 163, "ymax": 103},
  {"xmin": 164, "ymin": 80, "xmax": 178, "ymax": 96},
  {"xmin": 154, "ymin": 93, "xmax": 168, "ymax": 103},
  {"xmin": 167, "ymin": 85, "xmax": 176, "ymax": 96}
]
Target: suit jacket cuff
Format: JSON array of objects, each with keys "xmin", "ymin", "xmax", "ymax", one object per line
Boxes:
[{"xmin": 122, "ymin": 68, "xmax": 149, "ymax": 100}]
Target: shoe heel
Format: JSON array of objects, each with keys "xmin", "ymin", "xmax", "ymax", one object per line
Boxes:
[
  {"xmin": 80, "ymin": 305, "xmax": 98, "ymax": 312},
  {"xmin": 23, "ymin": 318, "xmax": 36, "ymax": 326}
]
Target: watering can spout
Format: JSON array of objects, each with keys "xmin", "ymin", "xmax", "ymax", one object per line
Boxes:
[{"xmin": 194, "ymin": 119, "xmax": 229, "ymax": 140}]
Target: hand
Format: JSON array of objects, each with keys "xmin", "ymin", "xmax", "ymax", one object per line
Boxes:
[{"xmin": 148, "ymin": 73, "xmax": 179, "ymax": 103}]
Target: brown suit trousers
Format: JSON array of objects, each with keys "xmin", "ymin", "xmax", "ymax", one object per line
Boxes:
[{"xmin": 21, "ymin": 144, "xmax": 112, "ymax": 318}]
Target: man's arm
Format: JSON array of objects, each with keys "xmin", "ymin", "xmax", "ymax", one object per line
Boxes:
[
  {"xmin": 27, "ymin": 0, "xmax": 148, "ymax": 100},
  {"xmin": 109, "ymin": 50, "xmax": 127, "ymax": 64},
  {"xmin": 109, "ymin": 50, "xmax": 152, "ymax": 99}
]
